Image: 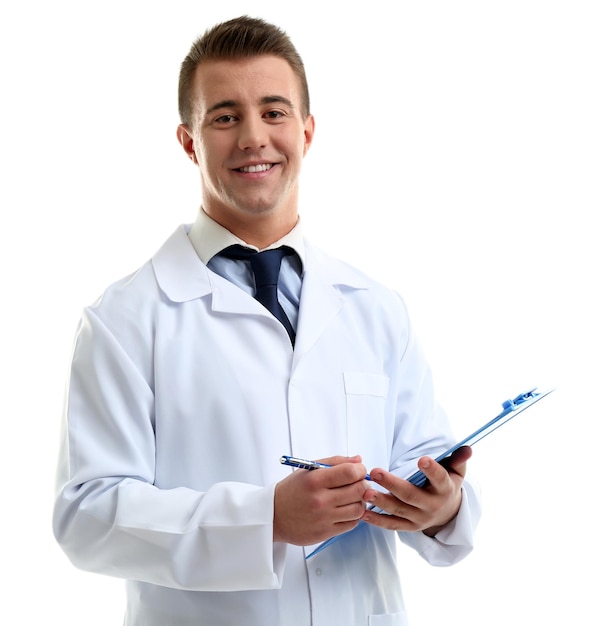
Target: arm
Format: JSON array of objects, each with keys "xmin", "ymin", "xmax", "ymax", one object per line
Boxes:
[
  {"xmin": 366, "ymin": 296, "xmax": 482, "ymax": 564},
  {"xmin": 52, "ymin": 307, "xmax": 283, "ymax": 592}
]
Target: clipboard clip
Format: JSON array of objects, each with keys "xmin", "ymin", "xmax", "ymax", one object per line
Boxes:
[{"xmin": 500, "ymin": 388, "xmax": 540, "ymax": 415}]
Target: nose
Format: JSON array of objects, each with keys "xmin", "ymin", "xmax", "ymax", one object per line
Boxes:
[{"xmin": 237, "ymin": 116, "xmax": 268, "ymax": 151}]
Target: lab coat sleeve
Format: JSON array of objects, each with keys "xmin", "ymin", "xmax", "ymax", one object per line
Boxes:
[
  {"xmin": 387, "ymin": 302, "xmax": 482, "ymax": 565},
  {"xmin": 397, "ymin": 474, "xmax": 481, "ymax": 566},
  {"xmin": 52, "ymin": 307, "xmax": 286, "ymax": 592}
]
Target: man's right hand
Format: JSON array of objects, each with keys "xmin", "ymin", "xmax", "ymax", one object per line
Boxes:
[{"xmin": 273, "ymin": 455, "xmax": 368, "ymax": 545}]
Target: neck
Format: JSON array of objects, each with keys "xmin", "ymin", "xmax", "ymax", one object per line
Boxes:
[{"xmin": 203, "ymin": 208, "xmax": 298, "ymax": 249}]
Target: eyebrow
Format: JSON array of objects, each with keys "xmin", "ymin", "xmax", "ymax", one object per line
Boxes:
[{"xmin": 205, "ymin": 95, "xmax": 296, "ymax": 115}]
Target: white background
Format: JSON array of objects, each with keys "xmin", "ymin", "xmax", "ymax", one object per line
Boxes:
[{"xmin": 1, "ymin": 1, "xmax": 601, "ymax": 624}]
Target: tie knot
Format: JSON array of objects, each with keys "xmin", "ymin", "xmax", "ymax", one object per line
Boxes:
[{"xmin": 219, "ymin": 245, "xmax": 294, "ymax": 290}]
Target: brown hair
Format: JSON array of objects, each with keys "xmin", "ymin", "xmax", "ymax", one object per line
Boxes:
[{"xmin": 178, "ymin": 15, "xmax": 311, "ymax": 126}]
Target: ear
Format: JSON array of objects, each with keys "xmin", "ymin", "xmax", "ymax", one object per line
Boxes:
[
  {"xmin": 303, "ymin": 114, "xmax": 315, "ymax": 157},
  {"xmin": 176, "ymin": 124, "xmax": 198, "ymax": 164}
]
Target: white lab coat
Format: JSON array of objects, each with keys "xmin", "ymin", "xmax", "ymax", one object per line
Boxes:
[{"xmin": 53, "ymin": 224, "xmax": 481, "ymax": 626}]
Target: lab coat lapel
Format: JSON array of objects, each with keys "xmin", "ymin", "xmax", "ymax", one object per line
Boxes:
[
  {"xmin": 292, "ymin": 244, "xmax": 369, "ymax": 369},
  {"xmin": 210, "ymin": 275, "xmax": 267, "ymax": 316},
  {"xmin": 293, "ymin": 267, "xmax": 343, "ymax": 365}
]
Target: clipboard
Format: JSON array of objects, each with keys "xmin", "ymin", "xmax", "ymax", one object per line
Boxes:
[
  {"xmin": 305, "ymin": 386, "xmax": 554, "ymax": 559},
  {"xmin": 406, "ymin": 387, "xmax": 554, "ymax": 487}
]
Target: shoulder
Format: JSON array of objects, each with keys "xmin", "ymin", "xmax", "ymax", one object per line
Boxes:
[
  {"xmin": 304, "ymin": 240, "xmax": 409, "ymax": 312},
  {"xmin": 84, "ymin": 225, "xmax": 200, "ymax": 326}
]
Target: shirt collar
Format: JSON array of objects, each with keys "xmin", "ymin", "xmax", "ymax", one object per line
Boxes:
[{"xmin": 187, "ymin": 208, "xmax": 306, "ymax": 268}]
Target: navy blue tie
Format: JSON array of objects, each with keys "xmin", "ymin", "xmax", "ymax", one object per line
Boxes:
[{"xmin": 220, "ymin": 245, "xmax": 296, "ymax": 346}]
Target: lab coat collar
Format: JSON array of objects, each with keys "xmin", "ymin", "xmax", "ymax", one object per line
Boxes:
[
  {"xmin": 152, "ymin": 225, "xmax": 213, "ymax": 302},
  {"xmin": 152, "ymin": 224, "xmax": 371, "ymax": 304}
]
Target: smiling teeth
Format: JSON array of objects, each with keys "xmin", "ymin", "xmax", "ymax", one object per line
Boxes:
[{"xmin": 239, "ymin": 164, "xmax": 272, "ymax": 173}]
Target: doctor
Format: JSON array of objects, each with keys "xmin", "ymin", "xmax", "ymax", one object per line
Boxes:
[{"xmin": 53, "ymin": 15, "xmax": 481, "ymax": 626}]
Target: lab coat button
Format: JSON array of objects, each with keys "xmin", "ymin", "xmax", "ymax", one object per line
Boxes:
[{"xmin": 315, "ymin": 568, "xmax": 323, "ymax": 576}]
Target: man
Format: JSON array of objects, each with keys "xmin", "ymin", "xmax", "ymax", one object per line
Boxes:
[{"xmin": 53, "ymin": 15, "xmax": 481, "ymax": 626}]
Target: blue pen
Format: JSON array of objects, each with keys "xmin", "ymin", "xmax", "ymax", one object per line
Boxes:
[{"xmin": 280, "ymin": 455, "xmax": 372, "ymax": 481}]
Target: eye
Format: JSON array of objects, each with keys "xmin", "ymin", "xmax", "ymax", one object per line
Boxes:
[
  {"xmin": 264, "ymin": 110, "xmax": 286, "ymax": 121},
  {"xmin": 213, "ymin": 114, "xmax": 237, "ymax": 125}
]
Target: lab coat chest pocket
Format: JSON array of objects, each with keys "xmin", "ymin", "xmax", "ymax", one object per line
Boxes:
[
  {"xmin": 368, "ymin": 611, "xmax": 409, "ymax": 625},
  {"xmin": 343, "ymin": 371, "xmax": 390, "ymax": 468}
]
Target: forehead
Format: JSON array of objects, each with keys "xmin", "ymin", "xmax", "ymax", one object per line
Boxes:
[{"xmin": 192, "ymin": 55, "xmax": 302, "ymax": 115}]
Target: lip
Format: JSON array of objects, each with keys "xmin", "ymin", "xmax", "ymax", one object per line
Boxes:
[
  {"xmin": 232, "ymin": 162, "xmax": 275, "ymax": 171},
  {"xmin": 231, "ymin": 162, "xmax": 279, "ymax": 177}
]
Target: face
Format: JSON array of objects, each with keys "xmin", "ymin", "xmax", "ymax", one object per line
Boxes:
[{"xmin": 177, "ymin": 55, "xmax": 314, "ymax": 242}]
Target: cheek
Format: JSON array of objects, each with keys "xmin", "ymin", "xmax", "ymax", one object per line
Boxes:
[
  {"xmin": 280, "ymin": 135, "xmax": 306, "ymax": 165},
  {"xmin": 196, "ymin": 142, "xmax": 222, "ymax": 176},
  {"xmin": 199, "ymin": 162, "xmax": 223, "ymax": 191},
  {"xmin": 196, "ymin": 131, "xmax": 226, "ymax": 163}
]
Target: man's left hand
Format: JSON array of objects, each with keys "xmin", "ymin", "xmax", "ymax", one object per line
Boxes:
[{"xmin": 361, "ymin": 446, "xmax": 472, "ymax": 536}]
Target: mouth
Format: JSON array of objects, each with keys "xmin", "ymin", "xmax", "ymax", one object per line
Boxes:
[{"xmin": 235, "ymin": 163, "xmax": 274, "ymax": 173}]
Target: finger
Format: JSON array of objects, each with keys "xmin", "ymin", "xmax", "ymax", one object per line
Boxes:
[
  {"xmin": 361, "ymin": 506, "xmax": 420, "ymax": 532},
  {"xmin": 310, "ymin": 460, "xmax": 368, "ymax": 488},
  {"xmin": 365, "ymin": 490, "xmax": 420, "ymax": 519},
  {"xmin": 446, "ymin": 445, "xmax": 472, "ymax": 476},
  {"xmin": 333, "ymin": 500, "xmax": 368, "ymax": 523},
  {"xmin": 427, "ymin": 445, "xmax": 473, "ymax": 485},
  {"xmin": 416, "ymin": 456, "xmax": 460, "ymax": 493},
  {"xmin": 317, "ymin": 454, "xmax": 362, "ymax": 466},
  {"xmin": 368, "ymin": 468, "xmax": 416, "ymax": 502},
  {"xmin": 419, "ymin": 447, "xmax": 471, "ymax": 492}
]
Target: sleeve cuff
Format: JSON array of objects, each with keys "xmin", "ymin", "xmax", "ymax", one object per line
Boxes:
[{"xmin": 398, "ymin": 474, "xmax": 482, "ymax": 567}]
